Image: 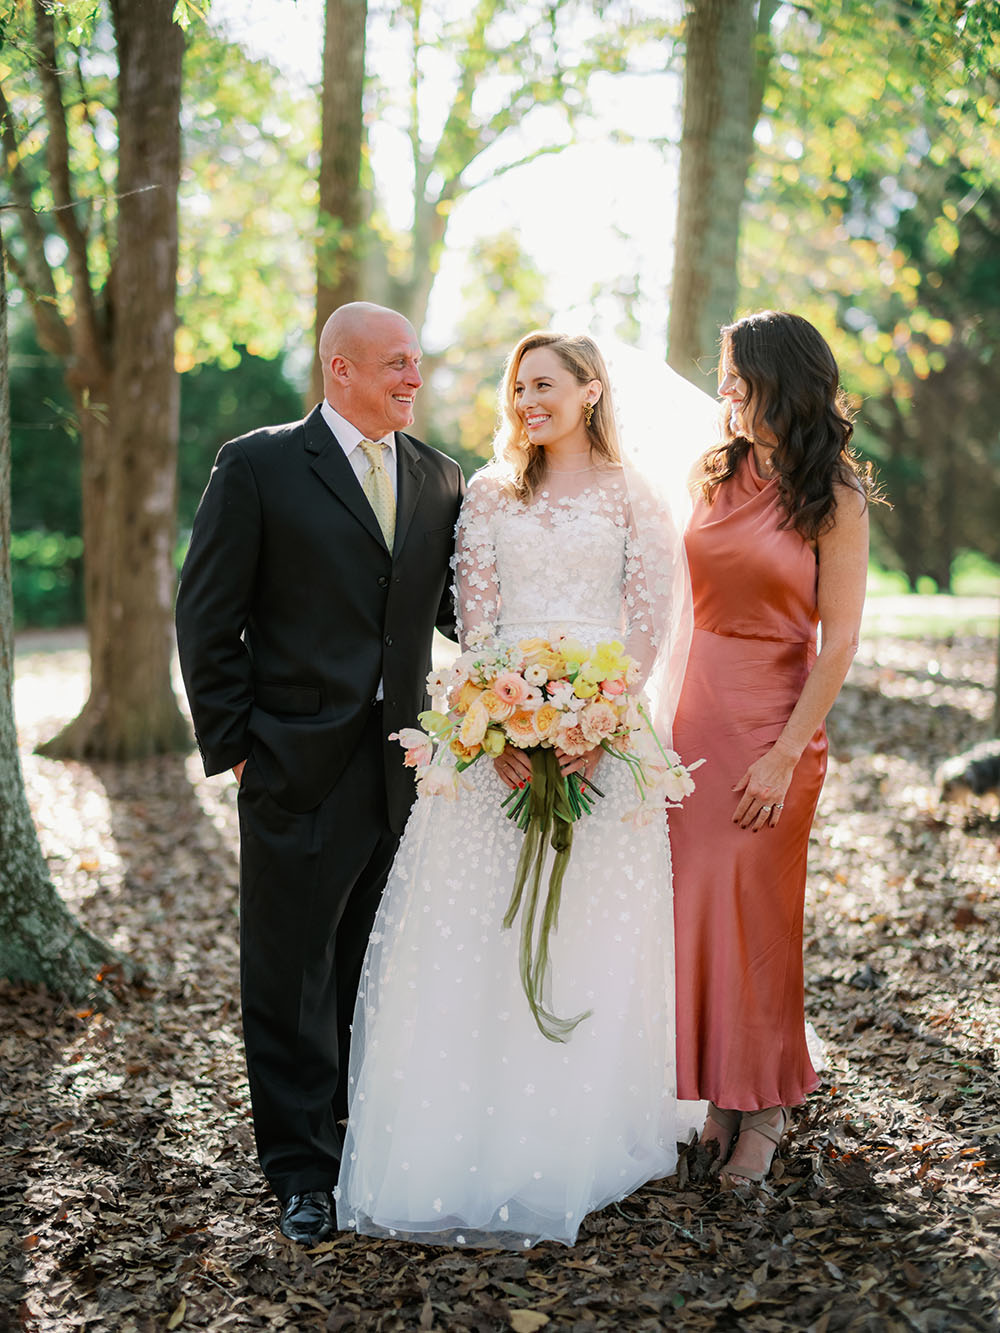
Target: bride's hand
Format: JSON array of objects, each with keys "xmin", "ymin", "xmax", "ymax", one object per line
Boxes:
[
  {"xmin": 556, "ymin": 745, "xmax": 602, "ymax": 783},
  {"xmin": 493, "ymin": 748, "xmax": 534, "ymax": 790}
]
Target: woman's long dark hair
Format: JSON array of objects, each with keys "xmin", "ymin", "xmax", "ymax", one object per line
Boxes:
[{"xmin": 698, "ymin": 311, "xmax": 880, "ymax": 540}]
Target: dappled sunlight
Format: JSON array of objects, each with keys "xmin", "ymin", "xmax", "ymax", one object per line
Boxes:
[{"xmin": 3, "ymin": 626, "xmax": 997, "ymax": 1326}]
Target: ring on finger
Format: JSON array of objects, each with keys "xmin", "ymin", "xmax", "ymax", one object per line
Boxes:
[
  {"xmin": 774, "ymin": 802, "xmax": 784, "ymax": 811},
  {"xmin": 760, "ymin": 805, "xmax": 773, "ymax": 815}
]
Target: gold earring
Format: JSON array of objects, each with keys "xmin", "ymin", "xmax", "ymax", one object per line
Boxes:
[{"xmin": 583, "ymin": 401, "xmax": 594, "ymax": 428}]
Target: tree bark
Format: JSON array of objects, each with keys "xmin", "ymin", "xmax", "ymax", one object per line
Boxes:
[
  {"xmin": 310, "ymin": 0, "xmax": 368, "ymax": 407},
  {"xmin": 38, "ymin": 0, "xmax": 190, "ymax": 760},
  {"xmin": 0, "ymin": 241, "xmax": 117, "ymax": 998},
  {"xmin": 668, "ymin": 0, "xmax": 775, "ymax": 390}
]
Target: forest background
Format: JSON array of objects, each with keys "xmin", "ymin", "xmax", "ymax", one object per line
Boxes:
[
  {"xmin": 1, "ymin": 3, "xmax": 999, "ymax": 1328},
  {"xmin": 4, "ymin": 0, "xmax": 1000, "ymax": 635}
]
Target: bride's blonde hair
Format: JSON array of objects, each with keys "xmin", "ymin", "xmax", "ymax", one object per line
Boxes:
[{"xmin": 494, "ymin": 332, "xmax": 621, "ymax": 503}]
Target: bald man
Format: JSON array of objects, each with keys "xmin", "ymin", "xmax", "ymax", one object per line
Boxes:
[{"xmin": 176, "ymin": 303, "xmax": 464, "ymax": 1244}]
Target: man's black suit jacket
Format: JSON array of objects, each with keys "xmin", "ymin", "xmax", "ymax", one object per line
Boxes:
[{"xmin": 175, "ymin": 405, "xmax": 465, "ymax": 829}]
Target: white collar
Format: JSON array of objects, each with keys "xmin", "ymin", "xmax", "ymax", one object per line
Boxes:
[{"xmin": 321, "ymin": 400, "xmax": 396, "ymax": 456}]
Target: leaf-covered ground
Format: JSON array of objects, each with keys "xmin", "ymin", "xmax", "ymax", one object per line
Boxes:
[{"xmin": 2, "ymin": 629, "xmax": 998, "ymax": 1332}]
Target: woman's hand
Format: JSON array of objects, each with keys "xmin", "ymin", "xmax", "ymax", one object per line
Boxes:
[
  {"xmin": 555, "ymin": 745, "xmax": 602, "ymax": 784},
  {"xmin": 493, "ymin": 745, "xmax": 603, "ymax": 790},
  {"xmin": 493, "ymin": 748, "xmax": 534, "ymax": 790},
  {"xmin": 732, "ymin": 742, "xmax": 797, "ymax": 830}
]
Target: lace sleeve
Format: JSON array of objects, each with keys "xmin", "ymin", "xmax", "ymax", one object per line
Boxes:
[
  {"xmin": 453, "ymin": 470, "xmax": 504, "ymax": 649},
  {"xmin": 622, "ymin": 474, "xmax": 692, "ymax": 739}
]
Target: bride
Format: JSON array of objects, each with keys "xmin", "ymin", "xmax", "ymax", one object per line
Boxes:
[{"xmin": 336, "ymin": 332, "xmax": 696, "ymax": 1249}]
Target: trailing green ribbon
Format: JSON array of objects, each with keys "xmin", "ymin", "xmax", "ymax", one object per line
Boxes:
[{"xmin": 500, "ymin": 748, "xmax": 596, "ymax": 1043}]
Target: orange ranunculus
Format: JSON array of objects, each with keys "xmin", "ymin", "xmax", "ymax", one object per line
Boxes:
[{"xmin": 505, "ymin": 709, "xmax": 541, "ymax": 748}]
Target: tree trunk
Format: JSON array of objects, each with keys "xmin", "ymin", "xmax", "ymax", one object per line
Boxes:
[
  {"xmin": 668, "ymin": 0, "xmax": 768, "ymax": 390},
  {"xmin": 0, "ymin": 242, "xmax": 118, "ymax": 997},
  {"xmin": 39, "ymin": 0, "xmax": 189, "ymax": 760},
  {"xmin": 310, "ymin": 0, "xmax": 368, "ymax": 407}
]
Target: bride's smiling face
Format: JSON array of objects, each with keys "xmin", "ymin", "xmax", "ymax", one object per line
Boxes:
[{"xmin": 514, "ymin": 347, "xmax": 598, "ymax": 451}]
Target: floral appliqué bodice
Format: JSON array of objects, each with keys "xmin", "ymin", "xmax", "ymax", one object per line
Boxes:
[{"xmin": 453, "ymin": 468, "xmax": 668, "ymax": 670}]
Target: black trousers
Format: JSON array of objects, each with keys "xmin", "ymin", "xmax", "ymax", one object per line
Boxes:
[{"xmin": 236, "ymin": 706, "xmax": 400, "ymax": 1202}]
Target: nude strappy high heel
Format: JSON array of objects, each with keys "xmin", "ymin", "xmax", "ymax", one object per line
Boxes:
[
  {"xmin": 719, "ymin": 1106, "xmax": 789, "ymax": 1188},
  {"xmin": 700, "ymin": 1102, "xmax": 742, "ymax": 1166}
]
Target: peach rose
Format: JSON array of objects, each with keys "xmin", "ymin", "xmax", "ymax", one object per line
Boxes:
[
  {"xmin": 480, "ymin": 688, "xmax": 515, "ymax": 722},
  {"xmin": 493, "ymin": 671, "xmax": 532, "ymax": 707}
]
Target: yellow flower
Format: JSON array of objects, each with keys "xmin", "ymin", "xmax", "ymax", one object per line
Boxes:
[
  {"xmin": 459, "ymin": 698, "xmax": 489, "ymax": 747},
  {"xmin": 573, "ymin": 677, "xmax": 599, "ymax": 699},
  {"xmin": 454, "ymin": 679, "xmax": 484, "ymax": 715},
  {"xmin": 517, "ymin": 636, "xmax": 550, "ymax": 661},
  {"xmin": 481, "ymin": 727, "xmax": 506, "ymax": 757},
  {"xmin": 537, "ymin": 648, "xmax": 566, "ymax": 677},
  {"xmin": 592, "ymin": 640, "xmax": 626, "ymax": 675},
  {"xmin": 534, "ymin": 704, "xmax": 560, "ymax": 739},
  {"xmin": 450, "ymin": 737, "xmax": 481, "ymax": 762},
  {"xmin": 559, "ymin": 636, "xmax": 588, "ymax": 668}
]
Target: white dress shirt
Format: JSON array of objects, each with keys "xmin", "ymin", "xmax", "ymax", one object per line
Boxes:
[
  {"xmin": 320, "ymin": 401, "xmax": 398, "ymax": 701},
  {"xmin": 321, "ymin": 400, "xmax": 398, "ymax": 496}
]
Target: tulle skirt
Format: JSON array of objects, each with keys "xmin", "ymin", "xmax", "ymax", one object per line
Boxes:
[{"xmin": 335, "ymin": 749, "xmax": 680, "ymax": 1248}]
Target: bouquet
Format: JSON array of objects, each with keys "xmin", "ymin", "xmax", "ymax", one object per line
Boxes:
[{"xmin": 391, "ymin": 630, "xmax": 701, "ymax": 1041}]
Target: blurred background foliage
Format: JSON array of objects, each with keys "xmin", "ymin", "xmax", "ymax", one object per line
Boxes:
[{"xmin": 4, "ymin": 0, "xmax": 999, "ymax": 627}]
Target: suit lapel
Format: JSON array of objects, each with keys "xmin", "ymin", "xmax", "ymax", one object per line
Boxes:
[
  {"xmin": 304, "ymin": 406, "xmax": 388, "ymax": 551},
  {"xmin": 392, "ymin": 432, "xmax": 425, "ymax": 559}
]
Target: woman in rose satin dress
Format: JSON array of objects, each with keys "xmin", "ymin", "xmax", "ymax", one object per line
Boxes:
[{"xmin": 670, "ymin": 311, "xmax": 877, "ymax": 1187}]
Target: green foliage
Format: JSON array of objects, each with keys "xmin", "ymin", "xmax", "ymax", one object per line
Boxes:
[
  {"xmin": 177, "ymin": 26, "xmax": 319, "ymax": 368},
  {"xmin": 7, "ymin": 317, "xmax": 80, "ymax": 535},
  {"xmin": 8, "ymin": 313, "xmax": 304, "ymax": 623},
  {"xmin": 9, "ymin": 531, "xmax": 84, "ymax": 628},
  {"xmin": 951, "ymin": 550, "xmax": 1000, "ymax": 598},
  {"xmin": 177, "ymin": 345, "xmax": 305, "ymax": 530},
  {"xmin": 427, "ymin": 231, "xmax": 551, "ymax": 474},
  {"xmin": 366, "ymin": 0, "xmax": 651, "ymax": 334},
  {"xmin": 2, "ymin": 4, "xmax": 317, "ymax": 376},
  {"xmin": 738, "ymin": 0, "xmax": 1000, "ymax": 587}
]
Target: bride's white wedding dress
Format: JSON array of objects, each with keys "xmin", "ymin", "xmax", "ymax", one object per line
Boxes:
[{"xmin": 336, "ymin": 467, "xmax": 683, "ymax": 1249}]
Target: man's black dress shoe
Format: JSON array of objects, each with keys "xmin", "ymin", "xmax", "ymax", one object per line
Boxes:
[{"xmin": 279, "ymin": 1190, "xmax": 335, "ymax": 1246}]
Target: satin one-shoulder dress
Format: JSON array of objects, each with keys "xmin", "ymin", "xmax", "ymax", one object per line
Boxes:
[{"xmin": 671, "ymin": 451, "xmax": 823, "ymax": 1110}]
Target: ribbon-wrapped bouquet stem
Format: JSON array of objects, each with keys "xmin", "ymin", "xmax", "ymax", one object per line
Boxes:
[{"xmin": 391, "ymin": 629, "xmax": 701, "ymax": 1040}]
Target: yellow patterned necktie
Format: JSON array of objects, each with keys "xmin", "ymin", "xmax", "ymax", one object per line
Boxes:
[{"xmin": 359, "ymin": 440, "xmax": 396, "ymax": 548}]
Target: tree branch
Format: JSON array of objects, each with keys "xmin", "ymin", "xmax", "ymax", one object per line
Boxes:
[
  {"xmin": 0, "ymin": 81, "xmax": 70, "ymax": 357},
  {"xmin": 30, "ymin": 0, "xmax": 105, "ymax": 373}
]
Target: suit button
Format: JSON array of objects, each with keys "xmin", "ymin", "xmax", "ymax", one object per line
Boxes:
[
  {"xmin": 377, "ymin": 575, "xmax": 388, "ymax": 588},
  {"xmin": 385, "ymin": 635, "xmax": 392, "ymax": 646}
]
